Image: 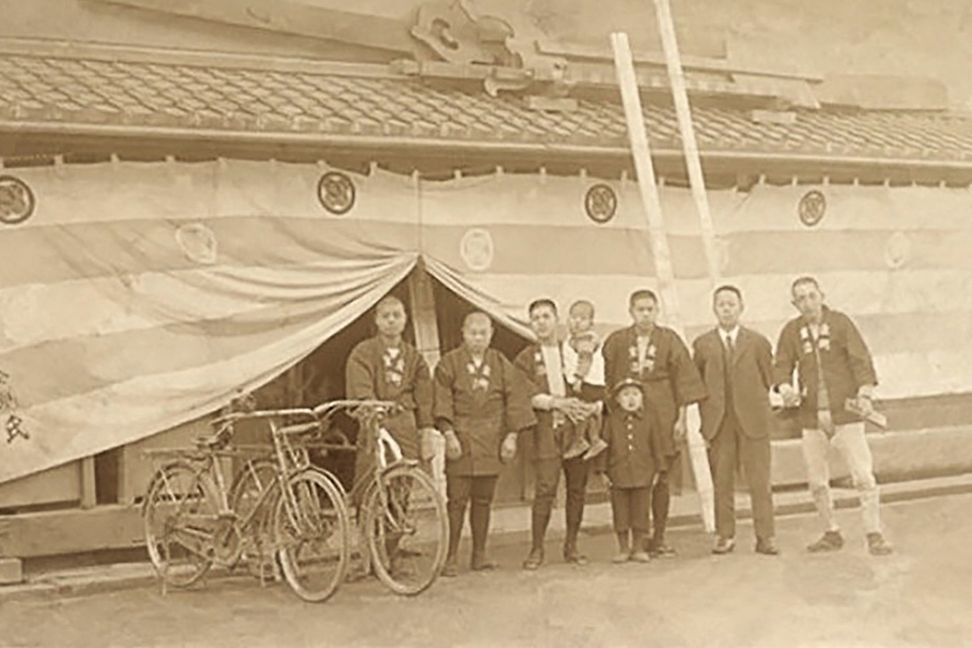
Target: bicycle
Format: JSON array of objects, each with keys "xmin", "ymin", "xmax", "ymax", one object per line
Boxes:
[
  {"xmin": 316, "ymin": 399, "xmax": 449, "ymax": 596},
  {"xmin": 141, "ymin": 406, "xmax": 352, "ymax": 603}
]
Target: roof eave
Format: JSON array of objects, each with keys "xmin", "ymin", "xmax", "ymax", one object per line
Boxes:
[{"xmin": 2, "ymin": 120, "xmax": 972, "ymax": 174}]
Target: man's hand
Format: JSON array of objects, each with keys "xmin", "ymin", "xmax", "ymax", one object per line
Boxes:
[
  {"xmin": 500, "ymin": 432, "xmax": 518, "ymax": 463},
  {"xmin": 673, "ymin": 417, "xmax": 688, "ymax": 444},
  {"xmin": 444, "ymin": 430, "xmax": 462, "ymax": 461},
  {"xmin": 558, "ymin": 397, "xmax": 595, "ymax": 424},
  {"xmin": 779, "ymin": 384, "xmax": 801, "ymax": 408},
  {"xmin": 855, "ymin": 395, "xmax": 875, "ymax": 417},
  {"xmin": 419, "ymin": 427, "xmax": 438, "ymax": 462}
]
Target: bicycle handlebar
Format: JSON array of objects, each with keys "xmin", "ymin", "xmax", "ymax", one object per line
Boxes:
[
  {"xmin": 211, "ymin": 407, "xmax": 318, "ymax": 428},
  {"xmin": 311, "ymin": 399, "xmax": 398, "ymax": 418},
  {"xmin": 210, "ymin": 399, "xmax": 398, "ymax": 433}
]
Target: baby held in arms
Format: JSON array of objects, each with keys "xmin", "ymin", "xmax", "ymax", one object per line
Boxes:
[{"xmin": 562, "ymin": 299, "xmax": 608, "ymax": 461}]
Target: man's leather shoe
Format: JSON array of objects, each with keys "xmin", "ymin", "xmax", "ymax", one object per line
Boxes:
[
  {"xmin": 755, "ymin": 538, "xmax": 780, "ymax": 555},
  {"xmin": 522, "ymin": 548, "xmax": 544, "ymax": 570},
  {"xmin": 807, "ymin": 530, "xmax": 844, "ymax": 553},
  {"xmin": 471, "ymin": 556, "xmax": 499, "ymax": 571},
  {"xmin": 712, "ymin": 537, "xmax": 735, "ymax": 554},
  {"xmin": 866, "ymin": 532, "xmax": 893, "ymax": 556},
  {"xmin": 563, "ymin": 545, "xmax": 588, "ymax": 565},
  {"xmin": 441, "ymin": 560, "xmax": 459, "ymax": 578},
  {"xmin": 650, "ymin": 543, "xmax": 677, "ymax": 558}
]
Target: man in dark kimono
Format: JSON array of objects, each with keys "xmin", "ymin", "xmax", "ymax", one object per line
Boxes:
[
  {"xmin": 345, "ymin": 295, "xmax": 435, "ymax": 494},
  {"xmin": 774, "ymin": 276, "xmax": 892, "ymax": 556},
  {"xmin": 515, "ymin": 299, "xmax": 602, "ymax": 570},
  {"xmin": 602, "ymin": 289, "xmax": 706, "ymax": 556},
  {"xmin": 434, "ymin": 311, "xmax": 536, "ymax": 577}
]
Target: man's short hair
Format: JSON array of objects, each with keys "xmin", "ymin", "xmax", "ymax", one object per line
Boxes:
[
  {"xmin": 374, "ymin": 295, "xmax": 405, "ymax": 316},
  {"xmin": 791, "ymin": 276, "xmax": 821, "ymax": 294},
  {"xmin": 629, "ymin": 289, "xmax": 658, "ymax": 308},
  {"xmin": 568, "ymin": 299, "xmax": 595, "ymax": 318},
  {"xmin": 463, "ymin": 310, "xmax": 493, "ymax": 329},
  {"xmin": 713, "ymin": 284, "xmax": 743, "ymax": 301},
  {"xmin": 528, "ymin": 298, "xmax": 558, "ymax": 317}
]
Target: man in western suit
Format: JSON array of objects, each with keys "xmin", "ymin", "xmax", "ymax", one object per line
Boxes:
[{"xmin": 692, "ymin": 285, "xmax": 778, "ymax": 555}]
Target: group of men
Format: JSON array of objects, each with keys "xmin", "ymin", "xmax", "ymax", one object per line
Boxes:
[{"xmin": 343, "ymin": 275, "xmax": 892, "ymax": 579}]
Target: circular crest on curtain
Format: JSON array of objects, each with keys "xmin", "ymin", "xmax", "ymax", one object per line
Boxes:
[
  {"xmin": 317, "ymin": 171, "xmax": 356, "ymax": 215},
  {"xmin": 460, "ymin": 228, "xmax": 494, "ymax": 271},
  {"xmin": 885, "ymin": 231, "xmax": 911, "ymax": 269},
  {"xmin": 0, "ymin": 175, "xmax": 36, "ymax": 225},
  {"xmin": 798, "ymin": 189, "xmax": 826, "ymax": 227},
  {"xmin": 584, "ymin": 183, "xmax": 618, "ymax": 224},
  {"xmin": 175, "ymin": 222, "xmax": 219, "ymax": 265}
]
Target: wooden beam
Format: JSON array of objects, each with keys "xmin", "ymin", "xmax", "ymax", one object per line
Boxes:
[
  {"xmin": 80, "ymin": 456, "xmax": 97, "ymax": 509},
  {"xmin": 91, "ymin": 0, "xmax": 415, "ymax": 54},
  {"xmin": 406, "ymin": 258, "xmax": 441, "ymax": 370},
  {"xmin": 611, "ymin": 30, "xmax": 714, "ymax": 534},
  {"xmin": 653, "ymin": 0, "xmax": 720, "ymax": 285},
  {"xmin": 406, "ymin": 258, "xmax": 446, "ymax": 496},
  {"xmin": 0, "ymin": 504, "xmax": 143, "ymax": 558}
]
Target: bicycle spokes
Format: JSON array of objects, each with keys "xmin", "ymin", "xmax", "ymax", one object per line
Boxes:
[
  {"xmin": 275, "ymin": 471, "xmax": 351, "ymax": 603},
  {"xmin": 364, "ymin": 466, "xmax": 448, "ymax": 596}
]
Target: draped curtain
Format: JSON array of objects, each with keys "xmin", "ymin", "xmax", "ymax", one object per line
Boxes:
[{"xmin": 1, "ymin": 159, "xmax": 968, "ymax": 484}]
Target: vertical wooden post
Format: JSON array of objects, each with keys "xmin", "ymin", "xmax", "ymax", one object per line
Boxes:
[
  {"xmin": 117, "ymin": 448, "xmax": 134, "ymax": 505},
  {"xmin": 611, "ymin": 31, "xmax": 715, "ymax": 533},
  {"xmin": 652, "ymin": 0, "xmax": 721, "ymax": 283},
  {"xmin": 407, "ymin": 257, "xmax": 441, "ymax": 369},
  {"xmin": 610, "ymin": 33, "xmax": 683, "ymax": 323},
  {"xmin": 650, "ymin": 0, "xmax": 717, "ymax": 534},
  {"xmin": 80, "ymin": 456, "xmax": 97, "ymax": 509},
  {"xmin": 407, "ymin": 258, "xmax": 445, "ymax": 495}
]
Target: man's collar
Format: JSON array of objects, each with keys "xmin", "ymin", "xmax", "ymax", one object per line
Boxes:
[
  {"xmin": 718, "ymin": 325, "xmax": 740, "ymax": 343},
  {"xmin": 622, "ymin": 408, "xmax": 643, "ymax": 419}
]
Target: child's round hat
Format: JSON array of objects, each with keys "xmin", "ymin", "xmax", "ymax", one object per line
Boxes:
[{"xmin": 612, "ymin": 377, "xmax": 643, "ymax": 396}]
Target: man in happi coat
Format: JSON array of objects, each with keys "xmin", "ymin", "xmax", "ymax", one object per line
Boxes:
[
  {"xmin": 774, "ymin": 276, "xmax": 892, "ymax": 556},
  {"xmin": 345, "ymin": 295, "xmax": 435, "ymax": 493},
  {"xmin": 434, "ymin": 311, "xmax": 536, "ymax": 577},
  {"xmin": 602, "ymin": 289, "xmax": 706, "ymax": 556},
  {"xmin": 515, "ymin": 299, "xmax": 602, "ymax": 570}
]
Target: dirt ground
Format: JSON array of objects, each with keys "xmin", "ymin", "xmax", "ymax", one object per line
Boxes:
[{"xmin": 3, "ymin": 493, "xmax": 971, "ymax": 648}]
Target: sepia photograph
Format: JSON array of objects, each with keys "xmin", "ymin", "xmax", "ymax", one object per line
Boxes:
[{"xmin": 1, "ymin": 1, "xmax": 971, "ymax": 646}]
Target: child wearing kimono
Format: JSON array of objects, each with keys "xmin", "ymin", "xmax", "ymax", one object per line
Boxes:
[
  {"xmin": 562, "ymin": 299, "xmax": 609, "ymax": 461},
  {"xmin": 596, "ymin": 378, "xmax": 665, "ymax": 563}
]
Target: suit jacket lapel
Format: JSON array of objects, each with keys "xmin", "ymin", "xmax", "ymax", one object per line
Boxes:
[{"xmin": 732, "ymin": 327, "xmax": 752, "ymax": 368}]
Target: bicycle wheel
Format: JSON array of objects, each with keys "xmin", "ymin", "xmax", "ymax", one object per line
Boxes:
[
  {"xmin": 274, "ymin": 469, "xmax": 351, "ymax": 602},
  {"xmin": 363, "ymin": 464, "xmax": 448, "ymax": 596},
  {"xmin": 143, "ymin": 461, "xmax": 219, "ymax": 588},
  {"xmin": 228, "ymin": 459, "xmax": 279, "ymax": 577}
]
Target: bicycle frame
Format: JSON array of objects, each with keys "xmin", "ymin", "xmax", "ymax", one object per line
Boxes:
[{"xmin": 146, "ymin": 407, "xmax": 329, "ymax": 564}]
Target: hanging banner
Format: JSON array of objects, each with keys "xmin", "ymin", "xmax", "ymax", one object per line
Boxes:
[
  {"xmin": 0, "ymin": 160, "xmax": 418, "ymax": 485},
  {"xmin": 1, "ymin": 160, "xmax": 970, "ymax": 485},
  {"xmin": 418, "ymin": 173, "xmax": 972, "ymax": 404}
]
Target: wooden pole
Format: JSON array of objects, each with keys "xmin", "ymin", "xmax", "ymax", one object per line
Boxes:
[
  {"xmin": 611, "ymin": 31, "xmax": 715, "ymax": 534},
  {"xmin": 80, "ymin": 456, "xmax": 97, "ymax": 509},
  {"xmin": 651, "ymin": 0, "xmax": 717, "ymax": 534},
  {"xmin": 610, "ymin": 32, "xmax": 683, "ymax": 324},
  {"xmin": 652, "ymin": 0, "xmax": 721, "ymax": 283}
]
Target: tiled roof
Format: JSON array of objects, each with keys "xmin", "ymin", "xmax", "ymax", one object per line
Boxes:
[{"xmin": 2, "ymin": 50, "xmax": 972, "ymax": 164}]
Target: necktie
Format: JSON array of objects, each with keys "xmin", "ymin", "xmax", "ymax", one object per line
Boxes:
[{"xmin": 724, "ymin": 334, "xmax": 735, "ymax": 416}]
